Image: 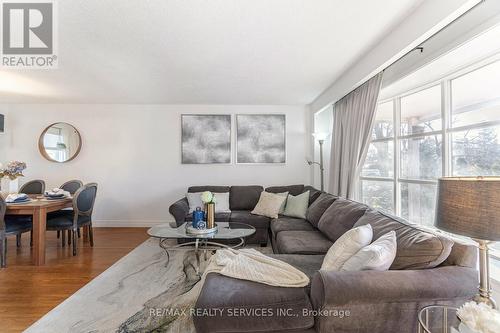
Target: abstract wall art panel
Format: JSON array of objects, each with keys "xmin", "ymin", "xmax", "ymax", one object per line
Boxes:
[
  {"xmin": 181, "ymin": 114, "xmax": 231, "ymax": 164},
  {"xmin": 236, "ymin": 114, "xmax": 286, "ymax": 163}
]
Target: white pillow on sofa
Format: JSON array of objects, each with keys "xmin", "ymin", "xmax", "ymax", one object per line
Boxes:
[
  {"xmin": 186, "ymin": 192, "xmax": 231, "ymax": 213},
  {"xmin": 213, "ymin": 192, "xmax": 231, "ymax": 213},
  {"xmin": 321, "ymin": 224, "xmax": 373, "ymax": 271},
  {"xmin": 340, "ymin": 231, "xmax": 397, "ymax": 272}
]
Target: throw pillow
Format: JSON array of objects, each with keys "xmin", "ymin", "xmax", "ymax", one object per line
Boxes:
[
  {"xmin": 272, "ymin": 191, "xmax": 289, "ymax": 214},
  {"xmin": 251, "ymin": 192, "xmax": 287, "ymax": 219},
  {"xmin": 340, "ymin": 231, "xmax": 397, "ymax": 272},
  {"xmin": 186, "ymin": 192, "xmax": 203, "ymax": 213},
  {"xmin": 320, "ymin": 224, "xmax": 373, "ymax": 271},
  {"xmin": 187, "ymin": 192, "xmax": 231, "ymax": 213},
  {"xmin": 213, "ymin": 192, "xmax": 231, "ymax": 213},
  {"xmin": 283, "ymin": 191, "xmax": 310, "ymax": 219}
]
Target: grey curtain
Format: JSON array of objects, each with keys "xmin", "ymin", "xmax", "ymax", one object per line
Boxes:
[{"xmin": 329, "ymin": 72, "xmax": 383, "ymax": 199}]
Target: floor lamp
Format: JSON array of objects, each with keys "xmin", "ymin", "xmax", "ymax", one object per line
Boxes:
[
  {"xmin": 435, "ymin": 177, "xmax": 500, "ymax": 308},
  {"xmin": 307, "ymin": 132, "xmax": 330, "ymax": 192}
]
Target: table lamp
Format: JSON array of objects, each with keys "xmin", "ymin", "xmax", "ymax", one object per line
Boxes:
[{"xmin": 435, "ymin": 177, "xmax": 500, "ymax": 308}]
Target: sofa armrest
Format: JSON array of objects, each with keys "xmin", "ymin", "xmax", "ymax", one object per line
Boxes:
[
  {"xmin": 311, "ymin": 266, "xmax": 477, "ymax": 308},
  {"xmin": 169, "ymin": 197, "xmax": 189, "ymax": 226},
  {"xmin": 310, "ymin": 266, "xmax": 477, "ymax": 333}
]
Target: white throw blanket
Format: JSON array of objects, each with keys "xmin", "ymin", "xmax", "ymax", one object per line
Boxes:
[
  {"xmin": 166, "ymin": 248, "xmax": 310, "ymax": 332},
  {"xmin": 204, "ymin": 248, "xmax": 309, "ymax": 287}
]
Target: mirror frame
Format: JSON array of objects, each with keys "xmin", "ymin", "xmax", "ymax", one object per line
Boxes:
[{"xmin": 38, "ymin": 122, "xmax": 82, "ymax": 163}]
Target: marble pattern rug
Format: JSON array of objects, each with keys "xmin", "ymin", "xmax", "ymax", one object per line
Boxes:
[{"xmin": 25, "ymin": 238, "xmax": 219, "ymax": 333}]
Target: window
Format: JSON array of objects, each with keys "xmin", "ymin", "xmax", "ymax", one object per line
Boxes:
[
  {"xmin": 360, "ymin": 102, "xmax": 395, "ymax": 214},
  {"xmin": 360, "ymin": 58, "xmax": 500, "ymax": 226},
  {"xmin": 401, "ymin": 85, "xmax": 442, "ymax": 136}
]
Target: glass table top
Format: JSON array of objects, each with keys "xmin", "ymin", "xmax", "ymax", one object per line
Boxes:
[{"xmin": 148, "ymin": 222, "xmax": 256, "ymax": 240}]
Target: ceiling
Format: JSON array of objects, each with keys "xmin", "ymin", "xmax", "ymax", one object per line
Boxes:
[{"xmin": 0, "ymin": 0, "xmax": 424, "ymax": 104}]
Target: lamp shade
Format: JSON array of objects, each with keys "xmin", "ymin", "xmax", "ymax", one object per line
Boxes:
[
  {"xmin": 435, "ymin": 177, "xmax": 500, "ymax": 241},
  {"xmin": 312, "ymin": 132, "xmax": 330, "ymax": 141}
]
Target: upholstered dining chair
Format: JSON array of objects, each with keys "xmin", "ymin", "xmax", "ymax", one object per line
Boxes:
[
  {"xmin": 0, "ymin": 196, "xmax": 33, "ymax": 268},
  {"xmin": 13, "ymin": 179, "xmax": 43, "ymax": 247},
  {"xmin": 56, "ymin": 180, "xmax": 84, "ymax": 241},
  {"xmin": 46, "ymin": 183, "xmax": 98, "ymax": 256},
  {"xmin": 60, "ymin": 180, "xmax": 83, "ymax": 194},
  {"xmin": 19, "ymin": 180, "xmax": 45, "ymax": 194}
]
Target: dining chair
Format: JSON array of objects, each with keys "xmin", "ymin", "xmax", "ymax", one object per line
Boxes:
[
  {"xmin": 13, "ymin": 179, "xmax": 43, "ymax": 247},
  {"xmin": 60, "ymin": 180, "xmax": 83, "ymax": 194},
  {"xmin": 19, "ymin": 180, "xmax": 46, "ymax": 194},
  {"xmin": 46, "ymin": 183, "xmax": 98, "ymax": 256},
  {"xmin": 56, "ymin": 180, "xmax": 83, "ymax": 241},
  {"xmin": 0, "ymin": 196, "xmax": 33, "ymax": 268}
]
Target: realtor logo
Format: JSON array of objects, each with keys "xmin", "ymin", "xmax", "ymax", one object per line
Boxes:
[{"xmin": 1, "ymin": 0, "xmax": 57, "ymax": 68}]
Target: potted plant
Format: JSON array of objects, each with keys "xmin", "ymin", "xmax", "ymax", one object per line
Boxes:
[{"xmin": 0, "ymin": 161, "xmax": 27, "ymax": 194}]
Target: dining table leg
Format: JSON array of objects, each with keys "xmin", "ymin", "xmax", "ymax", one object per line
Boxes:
[{"xmin": 32, "ymin": 208, "xmax": 47, "ymax": 266}]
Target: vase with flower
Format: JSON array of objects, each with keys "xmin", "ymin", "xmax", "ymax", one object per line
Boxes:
[
  {"xmin": 0, "ymin": 161, "xmax": 26, "ymax": 194},
  {"xmin": 0, "ymin": 161, "xmax": 27, "ymax": 195},
  {"xmin": 201, "ymin": 191, "xmax": 216, "ymax": 229}
]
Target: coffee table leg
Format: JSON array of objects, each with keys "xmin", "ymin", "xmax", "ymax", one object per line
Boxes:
[{"xmin": 159, "ymin": 239, "xmax": 171, "ymax": 268}]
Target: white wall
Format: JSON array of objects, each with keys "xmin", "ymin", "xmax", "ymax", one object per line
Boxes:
[
  {"xmin": 310, "ymin": 0, "xmax": 480, "ymax": 113},
  {"xmin": 0, "ymin": 104, "xmax": 311, "ymax": 226}
]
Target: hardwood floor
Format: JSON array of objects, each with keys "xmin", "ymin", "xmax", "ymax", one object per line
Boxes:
[{"xmin": 0, "ymin": 227, "xmax": 149, "ymax": 333}]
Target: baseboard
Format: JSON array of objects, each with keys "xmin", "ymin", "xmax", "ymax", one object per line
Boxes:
[{"xmin": 92, "ymin": 220, "xmax": 172, "ymax": 227}]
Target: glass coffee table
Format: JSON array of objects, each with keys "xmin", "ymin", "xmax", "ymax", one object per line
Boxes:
[
  {"xmin": 418, "ymin": 305, "xmax": 461, "ymax": 333},
  {"xmin": 147, "ymin": 222, "xmax": 255, "ymax": 273}
]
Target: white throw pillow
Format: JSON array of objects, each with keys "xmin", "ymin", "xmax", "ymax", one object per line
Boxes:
[
  {"xmin": 320, "ymin": 224, "xmax": 373, "ymax": 271},
  {"xmin": 186, "ymin": 192, "xmax": 231, "ymax": 213},
  {"xmin": 186, "ymin": 192, "xmax": 203, "ymax": 213},
  {"xmin": 251, "ymin": 192, "xmax": 287, "ymax": 219},
  {"xmin": 340, "ymin": 231, "xmax": 397, "ymax": 272},
  {"xmin": 213, "ymin": 192, "xmax": 231, "ymax": 213}
]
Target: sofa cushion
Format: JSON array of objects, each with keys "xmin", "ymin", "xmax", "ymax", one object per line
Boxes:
[
  {"xmin": 230, "ymin": 185, "xmax": 263, "ymax": 210},
  {"xmin": 276, "ymin": 230, "xmax": 333, "ymax": 255},
  {"xmin": 230, "ymin": 210, "xmax": 270, "ymax": 229},
  {"xmin": 188, "ymin": 185, "xmax": 230, "ymax": 193},
  {"xmin": 271, "ymin": 216, "xmax": 315, "ymax": 240},
  {"xmin": 266, "ymin": 184, "xmax": 304, "ymax": 196},
  {"xmin": 304, "ymin": 185, "xmax": 322, "ymax": 205},
  {"xmin": 185, "ymin": 212, "xmax": 230, "ymax": 222},
  {"xmin": 306, "ymin": 192, "xmax": 338, "ymax": 227},
  {"xmin": 353, "ymin": 210, "xmax": 454, "ymax": 270},
  {"xmin": 317, "ymin": 198, "xmax": 369, "ymax": 242},
  {"xmin": 194, "ymin": 273, "xmax": 314, "ymax": 333}
]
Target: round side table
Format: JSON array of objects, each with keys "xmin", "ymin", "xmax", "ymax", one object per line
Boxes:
[{"xmin": 418, "ymin": 305, "xmax": 461, "ymax": 333}]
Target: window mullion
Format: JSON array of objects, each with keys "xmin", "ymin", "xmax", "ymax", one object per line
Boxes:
[
  {"xmin": 394, "ymin": 97, "xmax": 401, "ymax": 216},
  {"xmin": 442, "ymin": 80, "xmax": 451, "ymax": 177}
]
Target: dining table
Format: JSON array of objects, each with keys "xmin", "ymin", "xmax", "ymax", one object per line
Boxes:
[{"xmin": 5, "ymin": 195, "xmax": 74, "ymax": 266}]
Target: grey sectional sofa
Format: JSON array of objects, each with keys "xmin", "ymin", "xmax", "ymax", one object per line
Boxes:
[{"xmin": 169, "ymin": 185, "xmax": 478, "ymax": 333}]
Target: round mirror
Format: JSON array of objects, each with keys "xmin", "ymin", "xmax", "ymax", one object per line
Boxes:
[{"xmin": 39, "ymin": 122, "xmax": 82, "ymax": 163}]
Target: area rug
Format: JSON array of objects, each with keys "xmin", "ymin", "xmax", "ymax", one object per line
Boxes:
[{"xmin": 25, "ymin": 238, "xmax": 216, "ymax": 333}]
